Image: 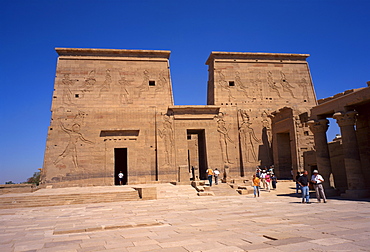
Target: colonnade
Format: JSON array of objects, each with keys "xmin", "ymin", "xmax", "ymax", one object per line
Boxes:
[{"xmin": 308, "ymin": 110, "xmax": 368, "ymax": 197}]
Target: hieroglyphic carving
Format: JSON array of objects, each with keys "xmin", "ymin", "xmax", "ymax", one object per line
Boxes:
[
  {"xmin": 235, "ymin": 71, "xmax": 250, "ymax": 98},
  {"xmin": 81, "ymin": 70, "xmax": 96, "ymax": 92},
  {"xmin": 98, "ymin": 69, "xmax": 112, "ymax": 97},
  {"xmin": 298, "ymin": 78, "xmax": 309, "ymax": 101},
  {"xmin": 118, "ymin": 73, "xmax": 132, "ymax": 104},
  {"xmin": 158, "ymin": 114, "xmax": 174, "ymax": 166},
  {"xmin": 54, "ymin": 119, "xmax": 94, "ymax": 170},
  {"xmin": 253, "ymin": 72, "xmax": 263, "ymax": 99},
  {"xmin": 218, "ymin": 71, "xmax": 235, "ymax": 102},
  {"xmin": 238, "ymin": 110, "xmax": 261, "ymax": 163},
  {"xmin": 215, "ymin": 112, "xmax": 234, "ymax": 164},
  {"xmin": 62, "ymin": 74, "xmax": 78, "ymax": 104},
  {"xmin": 73, "ymin": 110, "xmax": 86, "ymax": 126},
  {"xmin": 279, "ymin": 71, "xmax": 296, "ymax": 98},
  {"xmin": 267, "ymin": 71, "xmax": 281, "ymax": 98}
]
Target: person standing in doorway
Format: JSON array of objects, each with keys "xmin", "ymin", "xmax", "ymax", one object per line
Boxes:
[
  {"xmin": 206, "ymin": 168, "xmax": 214, "ymax": 186},
  {"xmin": 311, "ymin": 170, "xmax": 327, "ymax": 203},
  {"xmin": 214, "ymin": 168, "xmax": 220, "ymax": 185},
  {"xmin": 252, "ymin": 174, "xmax": 260, "ymax": 197},
  {"xmin": 298, "ymin": 170, "xmax": 310, "ymax": 204},
  {"xmin": 118, "ymin": 171, "xmax": 124, "ymax": 185}
]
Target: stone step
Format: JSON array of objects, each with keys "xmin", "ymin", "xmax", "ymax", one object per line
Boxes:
[
  {"xmin": 0, "ymin": 191, "xmax": 140, "ymax": 209},
  {"xmin": 208, "ymin": 183, "xmax": 241, "ymax": 196}
]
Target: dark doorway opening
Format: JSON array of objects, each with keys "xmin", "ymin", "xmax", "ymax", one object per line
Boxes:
[
  {"xmin": 276, "ymin": 132, "xmax": 292, "ymax": 179},
  {"xmin": 187, "ymin": 129, "xmax": 208, "ymax": 180},
  {"xmin": 114, "ymin": 148, "xmax": 128, "ymax": 185}
]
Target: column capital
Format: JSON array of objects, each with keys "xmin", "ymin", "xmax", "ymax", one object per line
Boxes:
[
  {"xmin": 333, "ymin": 111, "xmax": 358, "ymax": 127},
  {"xmin": 308, "ymin": 119, "xmax": 329, "ymax": 134}
]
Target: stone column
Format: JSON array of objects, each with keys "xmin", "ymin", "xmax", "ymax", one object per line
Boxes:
[
  {"xmin": 333, "ymin": 111, "xmax": 367, "ymax": 196},
  {"xmin": 308, "ymin": 119, "xmax": 332, "ymax": 189}
]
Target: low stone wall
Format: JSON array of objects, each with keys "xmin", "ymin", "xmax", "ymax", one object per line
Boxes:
[{"xmin": 0, "ymin": 184, "xmax": 38, "ymax": 194}]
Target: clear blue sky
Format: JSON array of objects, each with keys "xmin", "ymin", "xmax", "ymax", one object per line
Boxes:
[{"xmin": 1, "ymin": 0, "xmax": 369, "ymax": 183}]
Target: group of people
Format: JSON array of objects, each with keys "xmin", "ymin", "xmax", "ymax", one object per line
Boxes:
[
  {"xmin": 252, "ymin": 166, "xmax": 277, "ymax": 197},
  {"xmin": 205, "ymin": 168, "xmax": 221, "ymax": 186},
  {"xmin": 120, "ymin": 166, "xmax": 326, "ymax": 204},
  {"xmin": 295, "ymin": 169, "xmax": 327, "ymax": 203}
]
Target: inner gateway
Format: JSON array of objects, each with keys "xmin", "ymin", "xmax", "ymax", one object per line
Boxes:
[
  {"xmin": 114, "ymin": 148, "xmax": 127, "ymax": 185},
  {"xmin": 276, "ymin": 132, "xmax": 293, "ymax": 179},
  {"xmin": 187, "ymin": 130, "xmax": 208, "ymax": 180}
]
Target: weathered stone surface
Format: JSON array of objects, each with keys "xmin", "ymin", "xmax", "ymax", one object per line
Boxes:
[{"xmin": 43, "ymin": 49, "xmax": 316, "ymax": 186}]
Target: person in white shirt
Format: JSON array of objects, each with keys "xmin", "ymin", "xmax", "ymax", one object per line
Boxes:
[
  {"xmin": 214, "ymin": 168, "xmax": 220, "ymax": 185},
  {"xmin": 260, "ymin": 170, "xmax": 267, "ymax": 189},
  {"xmin": 311, "ymin": 170, "xmax": 327, "ymax": 203},
  {"xmin": 118, "ymin": 171, "xmax": 124, "ymax": 185}
]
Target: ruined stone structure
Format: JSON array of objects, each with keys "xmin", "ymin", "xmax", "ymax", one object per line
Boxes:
[
  {"xmin": 42, "ymin": 48, "xmax": 317, "ymax": 186},
  {"xmin": 307, "ymin": 85, "xmax": 370, "ymax": 198}
]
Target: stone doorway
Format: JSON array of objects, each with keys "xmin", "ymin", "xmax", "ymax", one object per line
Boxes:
[
  {"xmin": 187, "ymin": 130, "xmax": 208, "ymax": 180},
  {"xmin": 114, "ymin": 148, "xmax": 128, "ymax": 185},
  {"xmin": 276, "ymin": 132, "xmax": 293, "ymax": 179}
]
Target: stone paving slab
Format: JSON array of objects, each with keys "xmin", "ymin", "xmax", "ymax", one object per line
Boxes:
[{"xmin": 1, "ymin": 182, "xmax": 370, "ymax": 251}]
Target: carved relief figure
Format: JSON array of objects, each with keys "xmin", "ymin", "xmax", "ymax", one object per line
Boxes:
[
  {"xmin": 158, "ymin": 114, "xmax": 174, "ymax": 166},
  {"xmin": 215, "ymin": 112, "xmax": 234, "ymax": 164},
  {"xmin": 298, "ymin": 78, "xmax": 309, "ymax": 101},
  {"xmin": 157, "ymin": 70, "xmax": 167, "ymax": 91},
  {"xmin": 54, "ymin": 119, "xmax": 94, "ymax": 170},
  {"xmin": 253, "ymin": 72, "xmax": 263, "ymax": 99},
  {"xmin": 261, "ymin": 111, "xmax": 272, "ymax": 144},
  {"xmin": 62, "ymin": 74, "xmax": 78, "ymax": 105},
  {"xmin": 81, "ymin": 70, "xmax": 96, "ymax": 92},
  {"xmin": 261, "ymin": 111, "xmax": 273, "ymax": 165},
  {"xmin": 98, "ymin": 69, "xmax": 112, "ymax": 97},
  {"xmin": 238, "ymin": 110, "xmax": 261, "ymax": 163},
  {"xmin": 235, "ymin": 71, "xmax": 250, "ymax": 98},
  {"xmin": 267, "ymin": 71, "xmax": 281, "ymax": 98},
  {"xmin": 118, "ymin": 74, "xmax": 132, "ymax": 104},
  {"xmin": 218, "ymin": 71, "xmax": 235, "ymax": 102},
  {"xmin": 138, "ymin": 69, "xmax": 150, "ymax": 96},
  {"xmin": 279, "ymin": 71, "xmax": 296, "ymax": 98}
]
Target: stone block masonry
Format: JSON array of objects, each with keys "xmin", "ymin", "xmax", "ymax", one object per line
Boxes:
[{"xmin": 42, "ymin": 48, "xmax": 316, "ymax": 186}]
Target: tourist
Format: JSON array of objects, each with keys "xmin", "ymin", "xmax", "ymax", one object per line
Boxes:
[
  {"xmin": 256, "ymin": 166, "xmax": 261, "ymax": 178},
  {"xmin": 260, "ymin": 170, "xmax": 267, "ymax": 189},
  {"xmin": 311, "ymin": 170, "xmax": 327, "ymax": 203},
  {"xmin": 206, "ymin": 168, "xmax": 214, "ymax": 186},
  {"xmin": 265, "ymin": 172, "xmax": 271, "ymax": 192},
  {"xmin": 295, "ymin": 171, "xmax": 302, "ymax": 194},
  {"xmin": 252, "ymin": 174, "xmax": 260, "ymax": 197},
  {"xmin": 118, "ymin": 171, "xmax": 124, "ymax": 185},
  {"xmin": 297, "ymin": 170, "xmax": 310, "ymax": 203},
  {"xmin": 268, "ymin": 165, "xmax": 274, "ymax": 174},
  {"xmin": 271, "ymin": 173, "xmax": 277, "ymax": 189},
  {"xmin": 214, "ymin": 168, "xmax": 220, "ymax": 185}
]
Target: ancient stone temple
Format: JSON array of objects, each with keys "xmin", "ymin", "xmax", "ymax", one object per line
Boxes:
[{"xmin": 42, "ymin": 48, "xmax": 317, "ymax": 186}]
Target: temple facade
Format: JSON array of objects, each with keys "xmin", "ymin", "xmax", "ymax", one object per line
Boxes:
[{"xmin": 42, "ymin": 48, "xmax": 317, "ymax": 186}]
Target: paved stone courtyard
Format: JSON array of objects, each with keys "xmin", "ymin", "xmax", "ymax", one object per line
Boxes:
[{"xmin": 1, "ymin": 182, "xmax": 370, "ymax": 252}]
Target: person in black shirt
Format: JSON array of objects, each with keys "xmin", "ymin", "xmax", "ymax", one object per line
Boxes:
[{"xmin": 297, "ymin": 170, "xmax": 310, "ymax": 204}]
